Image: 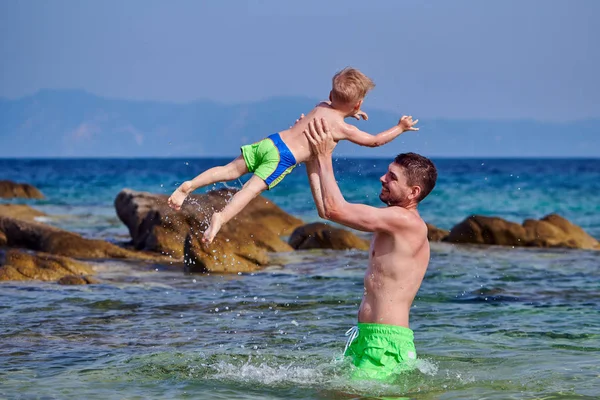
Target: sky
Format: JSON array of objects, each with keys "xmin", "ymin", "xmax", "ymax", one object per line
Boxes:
[{"xmin": 1, "ymin": 0, "xmax": 599, "ymax": 121}]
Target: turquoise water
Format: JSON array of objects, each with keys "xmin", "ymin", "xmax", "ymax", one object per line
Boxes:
[{"xmin": 1, "ymin": 158, "xmax": 600, "ymax": 399}]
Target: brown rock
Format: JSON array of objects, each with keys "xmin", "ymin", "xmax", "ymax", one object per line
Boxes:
[
  {"xmin": 445, "ymin": 214, "xmax": 599, "ymax": 250},
  {"xmin": 445, "ymin": 215, "xmax": 529, "ymax": 246},
  {"xmin": 0, "ymin": 215, "xmax": 168, "ymax": 261},
  {"xmin": 427, "ymin": 223, "xmax": 449, "ymax": 242},
  {"xmin": 0, "ymin": 230, "xmax": 6, "ymax": 247},
  {"xmin": 524, "ymin": 214, "xmax": 599, "ymax": 250},
  {"xmin": 0, "ymin": 249, "xmax": 94, "ymax": 282},
  {"xmin": 0, "ymin": 204, "xmax": 46, "ymax": 221},
  {"xmin": 57, "ymin": 275, "xmax": 99, "ymax": 285},
  {"xmin": 288, "ymin": 222, "xmax": 370, "ymax": 251},
  {"xmin": 522, "ymin": 219, "xmax": 565, "ymax": 247},
  {"xmin": 183, "ymin": 233, "xmax": 266, "ymax": 273},
  {"xmin": 0, "ymin": 180, "xmax": 44, "ymax": 199},
  {"xmin": 114, "ymin": 188, "xmax": 304, "ymax": 272}
]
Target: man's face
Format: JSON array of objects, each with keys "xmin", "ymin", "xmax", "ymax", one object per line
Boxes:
[{"xmin": 379, "ymin": 163, "xmax": 414, "ymax": 206}]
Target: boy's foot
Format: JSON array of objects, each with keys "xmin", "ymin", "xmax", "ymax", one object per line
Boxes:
[
  {"xmin": 168, "ymin": 182, "xmax": 192, "ymax": 211},
  {"xmin": 202, "ymin": 213, "xmax": 223, "ymax": 244}
]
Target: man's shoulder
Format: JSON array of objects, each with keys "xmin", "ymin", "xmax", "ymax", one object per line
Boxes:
[{"xmin": 386, "ymin": 206, "xmax": 427, "ymax": 231}]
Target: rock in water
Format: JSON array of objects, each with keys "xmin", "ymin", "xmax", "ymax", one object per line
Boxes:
[
  {"xmin": 0, "ymin": 180, "xmax": 44, "ymax": 199},
  {"xmin": 288, "ymin": 222, "xmax": 370, "ymax": 251},
  {"xmin": 445, "ymin": 214, "xmax": 599, "ymax": 250},
  {"xmin": 114, "ymin": 188, "xmax": 304, "ymax": 273},
  {"xmin": 0, "ymin": 249, "xmax": 94, "ymax": 282}
]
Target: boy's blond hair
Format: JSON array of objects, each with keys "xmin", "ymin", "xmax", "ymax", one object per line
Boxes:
[{"xmin": 331, "ymin": 67, "xmax": 375, "ymax": 105}]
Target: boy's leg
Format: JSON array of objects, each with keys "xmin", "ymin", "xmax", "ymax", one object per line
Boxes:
[
  {"xmin": 168, "ymin": 156, "xmax": 248, "ymax": 211},
  {"xmin": 203, "ymin": 175, "xmax": 268, "ymax": 243}
]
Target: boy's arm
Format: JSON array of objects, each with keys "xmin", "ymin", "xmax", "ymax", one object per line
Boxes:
[
  {"xmin": 305, "ymin": 118, "xmax": 415, "ymax": 233},
  {"xmin": 340, "ymin": 115, "xmax": 419, "ymax": 147}
]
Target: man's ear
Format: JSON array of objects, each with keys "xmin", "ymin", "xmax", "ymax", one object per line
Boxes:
[{"xmin": 409, "ymin": 186, "xmax": 422, "ymax": 201}]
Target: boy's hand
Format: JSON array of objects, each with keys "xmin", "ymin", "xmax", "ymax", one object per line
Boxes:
[
  {"xmin": 398, "ymin": 115, "xmax": 419, "ymax": 132},
  {"xmin": 350, "ymin": 110, "xmax": 369, "ymax": 121}
]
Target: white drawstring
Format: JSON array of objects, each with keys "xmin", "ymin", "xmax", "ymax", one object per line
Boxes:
[{"xmin": 343, "ymin": 326, "xmax": 359, "ymax": 355}]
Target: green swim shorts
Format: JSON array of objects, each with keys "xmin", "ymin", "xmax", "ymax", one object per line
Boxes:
[
  {"xmin": 240, "ymin": 133, "xmax": 297, "ymax": 190},
  {"xmin": 344, "ymin": 323, "xmax": 417, "ymax": 381}
]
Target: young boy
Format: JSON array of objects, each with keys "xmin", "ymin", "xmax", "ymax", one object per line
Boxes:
[{"xmin": 168, "ymin": 67, "xmax": 419, "ymax": 243}]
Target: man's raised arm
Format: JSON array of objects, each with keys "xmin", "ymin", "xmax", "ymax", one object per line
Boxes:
[
  {"xmin": 304, "ymin": 118, "xmax": 412, "ymax": 233},
  {"xmin": 306, "ymin": 158, "xmax": 326, "ymax": 219}
]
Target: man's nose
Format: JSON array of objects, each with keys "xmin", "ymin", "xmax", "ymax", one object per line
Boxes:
[{"xmin": 380, "ymin": 175, "xmax": 386, "ymax": 183}]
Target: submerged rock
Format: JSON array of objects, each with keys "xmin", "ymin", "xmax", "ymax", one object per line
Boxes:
[
  {"xmin": 0, "ymin": 180, "xmax": 44, "ymax": 199},
  {"xmin": 0, "ymin": 249, "xmax": 94, "ymax": 282},
  {"xmin": 57, "ymin": 275, "xmax": 99, "ymax": 285},
  {"xmin": 114, "ymin": 188, "xmax": 304, "ymax": 273},
  {"xmin": 445, "ymin": 214, "xmax": 599, "ymax": 250},
  {"xmin": 288, "ymin": 222, "xmax": 370, "ymax": 251}
]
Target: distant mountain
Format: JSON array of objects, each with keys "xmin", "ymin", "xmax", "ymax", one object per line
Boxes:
[{"xmin": 0, "ymin": 89, "xmax": 598, "ymax": 158}]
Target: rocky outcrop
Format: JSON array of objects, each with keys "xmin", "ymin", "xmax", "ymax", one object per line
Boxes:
[
  {"xmin": 114, "ymin": 188, "xmax": 304, "ymax": 272},
  {"xmin": 524, "ymin": 214, "xmax": 600, "ymax": 249},
  {"xmin": 0, "ymin": 249, "xmax": 94, "ymax": 282},
  {"xmin": 0, "ymin": 180, "xmax": 44, "ymax": 199},
  {"xmin": 445, "ymin": 214, "xmax": 599, "ymax": 250},
  {"xmin": 445, "ymin": 215, "xmax": 527, "ymax": 246},
  {"xmin": 288, "ymin": 222, "xmax": 370, "ymax": 251},
  {"xmin": 0, "ymin": 215, "xmax": 168, "ymax": 261},
  {"xmin": 0, "ymin": 204, "xmax": 46, "ymax": 221},
  {"xmin": 183, "ymin": 233, "xmax": 268, "ymax": 273},
  {"xmin": 427, "ymin": 223, "xmax": 449, "ymax": 242}
]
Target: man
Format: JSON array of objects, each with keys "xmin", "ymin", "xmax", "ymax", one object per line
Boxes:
[{"xmin": 303, "ymin": 117, "xmax": 437, "ymax": 381}]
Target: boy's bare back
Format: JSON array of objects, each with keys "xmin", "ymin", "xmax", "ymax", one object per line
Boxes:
[{"xmin": 278, "ymin": 103, "xmax": 351, "ymax": 164}]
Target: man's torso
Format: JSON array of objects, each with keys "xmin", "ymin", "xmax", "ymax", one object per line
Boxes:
[{"xmin": 358, "ymin": 215, "xmax": 430, "ymax": 328}]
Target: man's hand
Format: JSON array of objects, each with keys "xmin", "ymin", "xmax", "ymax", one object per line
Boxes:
[
  {"xmin": 350, "ymin": 110, "xmax": 369, "ymax": 121},
  {"xmin": 304, "ymin": 118, "xmax": 337, "ymax": 156},
  {"xmin": 398, "ymin": 115, "xmax": 419, "ymax": 132}
]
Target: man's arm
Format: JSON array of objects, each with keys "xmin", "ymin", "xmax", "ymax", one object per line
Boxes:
[
  {"xmin": 340, "ymin": 116, "xmax": 419, "ymax": 148},
  {"xmin": 305, "ymin": 158, "xmax": 326, "ymax": 218},
  {"xmin": 305, "ymin": 118, "xmax": 412, "ymax": 233}
]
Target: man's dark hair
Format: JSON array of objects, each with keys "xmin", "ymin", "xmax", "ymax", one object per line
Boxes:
[{"xmin": 394, "ymin": 153, "xmax": 437, "ymax": 202}]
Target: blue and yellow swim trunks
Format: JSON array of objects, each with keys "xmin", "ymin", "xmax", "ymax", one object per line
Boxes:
[
  {"xmin": 344, "ymin": 323, "xmax": 417, "ymax": 381},
  {"xmin": 240, "ymin": 133, "xmax": 297, "ymax": 190}
]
